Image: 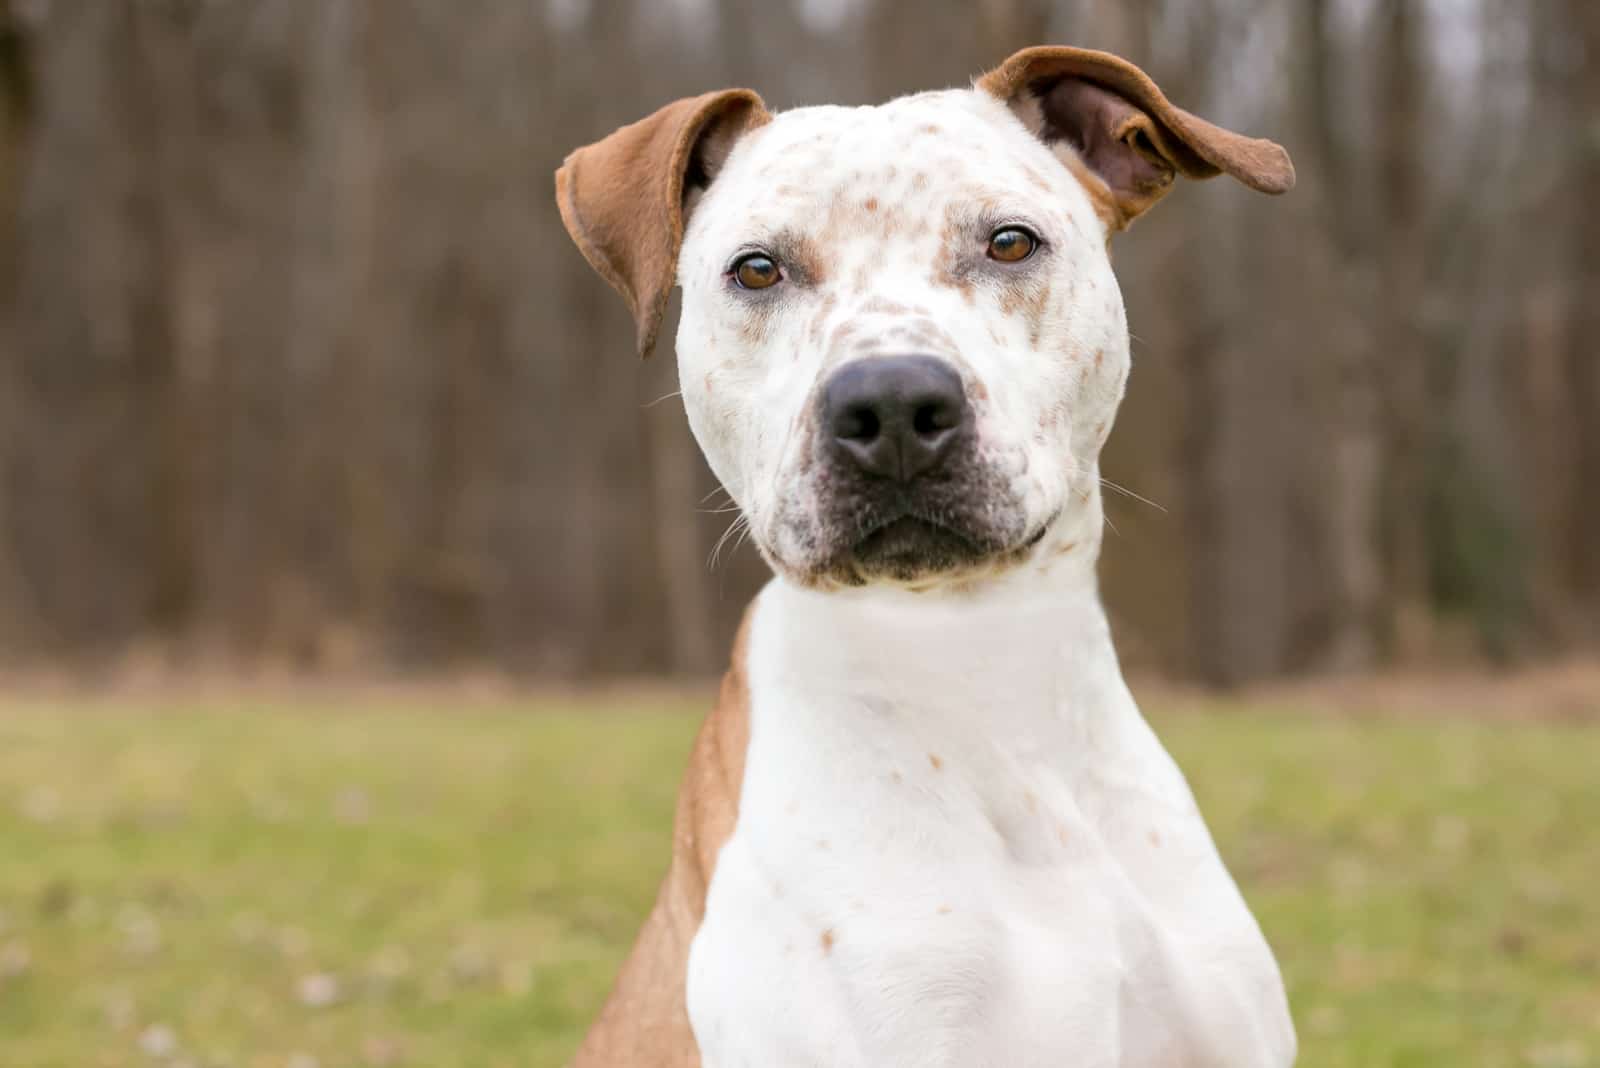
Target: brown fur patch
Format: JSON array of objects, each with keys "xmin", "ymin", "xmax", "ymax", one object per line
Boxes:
[
  {"xmin": 820, "ymin": 929, "xmax": 836, "ymax": 955},
  {"xmin": 556, "ymin": 90, "xmax": 771, "ymax": 358},
  {"xmin": 928, "ymin": 753, "xmax": 944, "ymax": 771},
  {"xmin": 572, "ymin": 608, "xmax": 756, "ymax": 1066},
  {"xmin": 808, "ymin": 292, "xmax": 839, "ymax": 347},
  {"xmin": 933, "ymin": 206, "xmax": 978, "ymax": 297},
  {"xmin": 858, "ymin": 296, "xmax": 916, "ymax": 318}
]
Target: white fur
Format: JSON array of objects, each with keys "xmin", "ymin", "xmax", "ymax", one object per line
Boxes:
[{"xmin": 672, "ymin": 87, "xmax": 1295, "ymax": 1067}]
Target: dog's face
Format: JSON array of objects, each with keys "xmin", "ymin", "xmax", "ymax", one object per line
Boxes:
[
  {"xmin": 677, "ymin": 91, "xmax": 1126, "ymax": 588},
  {"xmin": 557, "ymin": 47, "xmax": 1293, "ymax": 590}
]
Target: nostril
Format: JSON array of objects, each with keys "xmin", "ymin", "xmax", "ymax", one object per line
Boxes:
[
  {"xmin": 912, "ymin": 400, "xmax": 959, "ymax": 437},
  {"xmin": 837, "ymin": 404, "xmax": 881, "ymax": 442}
]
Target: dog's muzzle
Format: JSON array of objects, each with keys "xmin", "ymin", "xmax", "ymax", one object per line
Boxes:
[{"xmin": 805, "ymin": 355, "xmax": 1023, "ymax": 584}]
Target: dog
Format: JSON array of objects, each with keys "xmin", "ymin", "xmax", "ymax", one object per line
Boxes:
[{"xmin": 555, "ymin": 45, "xmax": 1297, "ymax": 1068}]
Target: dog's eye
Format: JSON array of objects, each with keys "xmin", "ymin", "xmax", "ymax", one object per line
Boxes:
[
  {"xmin": 987, "ymin": 227, "xmax": 1038, "ymax": 263},
  {"xmin": 732, "ymin": 253, "xmax": 782, "ymax": 290}
]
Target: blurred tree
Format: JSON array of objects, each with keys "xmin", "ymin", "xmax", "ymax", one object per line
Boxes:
[{"xmin": 0, "ymin": 0, "xmax": 1592, "ymax": 680}]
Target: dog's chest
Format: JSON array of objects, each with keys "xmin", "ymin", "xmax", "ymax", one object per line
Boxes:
[
  {"xmin": 685, "ymin": 711, "xmax": 1266, "ymax": 1066},
  {"xmin": 683, "ymin": 588, "xmax": 1293, "ymax": 1068},
  {"xmin": 689, "ymin": 778, "xmax": 1171, "ymax": 1068}
]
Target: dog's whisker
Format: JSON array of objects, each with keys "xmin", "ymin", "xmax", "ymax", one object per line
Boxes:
[
  {"xmin": 1100, "ymin": 478, "xmax": 1167, "ymax": 513},
  {"xmin": 708, "ymin": 514, "xmax": 750, "ymax": 571},
  {"xmin": 642, "ymin": 389, "xmax": 683, "ymax": 409},
  {"xmin": 700, "ymin": 482, "xmax": 739, "ymax": 506}
]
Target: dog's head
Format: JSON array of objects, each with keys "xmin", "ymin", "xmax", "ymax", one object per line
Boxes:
[{"xmin": 557, "ymin": 47, "xmax": 1292, "ymax": 590}]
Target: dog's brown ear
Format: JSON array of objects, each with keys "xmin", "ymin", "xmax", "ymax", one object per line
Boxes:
[
  {"xmin": 978, "ymin": 46, "xmax": 1294, "ymax": 231},
  {"xmin": 555, "ymin": 90, "xmax": 771, "ymax": 358}
]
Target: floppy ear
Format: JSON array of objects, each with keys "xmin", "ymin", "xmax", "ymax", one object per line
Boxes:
[
  {"xmin": 555, "ymin": 89, "xmax": 771, "ymax": 357},
  {"xmin": 977, "ymin": 46, "xmax": 1294, "ymax": 232}
]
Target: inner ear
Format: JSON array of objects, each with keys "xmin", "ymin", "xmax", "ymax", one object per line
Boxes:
[
  {"xmin": 1029, "ymin": 77, "xmax": 1176, "ymax": 230},
  {"xmin": 683, "ymin": 113, "xmax": 748, "ymax": 215}
]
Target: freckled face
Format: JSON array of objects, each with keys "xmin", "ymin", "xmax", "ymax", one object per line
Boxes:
[{"xmin": 676, "ymin": 90, "xmax": 1131, "ymax": 587}]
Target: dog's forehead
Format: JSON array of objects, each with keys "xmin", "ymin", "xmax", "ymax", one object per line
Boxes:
[{"xmin": 704, "ymin": 89, "xmax": 1074, "ymax": 238}]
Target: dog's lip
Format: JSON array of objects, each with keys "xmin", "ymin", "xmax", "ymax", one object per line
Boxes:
[
  {"xmin": 850, "ymin": 507, "xmax": 1057, "ymax": 556},
  {"xmin": 1019, "ymin": 511, "xmax": 1057, "ymax": 550},
  {"xmin": 852, "ymin": 511, "xmax": 977, "ymax": 551}
]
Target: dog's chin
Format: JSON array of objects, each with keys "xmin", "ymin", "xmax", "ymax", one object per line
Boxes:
[
  {"xmin": 777, "ymin": 512, "xmax": 1053, "ymax": 590},
  {"xmin": 844, "ymin": 516, "xmax": 988, "ymax": 584}
]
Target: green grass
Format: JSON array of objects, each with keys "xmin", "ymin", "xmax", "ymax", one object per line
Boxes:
[{"xmin": 0, "ymin": 696, "xmax": 1596, "ymax": 1068}]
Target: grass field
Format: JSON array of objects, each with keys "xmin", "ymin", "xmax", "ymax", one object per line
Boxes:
[{"xmin": 0, "ymin": 693, "xmax": 1597, "ymax": 1068}]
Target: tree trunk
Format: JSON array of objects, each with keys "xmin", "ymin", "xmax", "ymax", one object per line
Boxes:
[
  {"xmin": 1376, "ymin": 0, "xmax": 1431, "ymax": 656},
  {"xmin": 1303, "ymin": 0, "xmax": 1383, "ymax": 672},
  {"xmin": 1566, "ymin": 0, "xmax": 1600, "ymax": 632}
]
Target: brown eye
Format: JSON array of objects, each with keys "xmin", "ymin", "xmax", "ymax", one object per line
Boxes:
[
  {"xmin": 987, "ymin": 227, "xmax": 1038, "ymax": 263},
  {"xmin": 732, "ymin": 253, "xmax": 781, "ymax": 290}
]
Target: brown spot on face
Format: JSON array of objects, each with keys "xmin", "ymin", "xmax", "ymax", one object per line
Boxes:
[
  {"xmin": 1023, "ymin": 164, "xmax": 1053, "ymax": 192},
  {"xmin": 928, "ymin": 753, "xmax": 944, "ymax": 771},
  {"xmin": 1094, "ymin": 349, "xmax": 1105, "ymax": 368},
  {"xmin": 859, "ymin": 296, "xmax": 916, "ymax": 318},
  {"xmin": 864, "ymin": 197, "xmax": 879, "ymax": 213},
  {"xmin": 933, "ymin": 203, "xmax": 978, "ymax": 297},
  {"xmin": 920, "ymin": 123, "xmax": 942, "ymax": 135},
  {"xmin": 787, "ymin": 232, "xmax": 828, "ymax": 287},
  {"xmin": 937, "ymin": 905, "xmax": 953, "ymax": 915},
  {"xmin": 820, "ymin": 928, "xmax": 836, "ymax": 955}
]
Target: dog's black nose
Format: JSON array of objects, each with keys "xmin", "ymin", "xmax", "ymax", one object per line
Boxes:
[{"xmin": 822, "ymin": 356, "xmax": 970, "ymax": 482}]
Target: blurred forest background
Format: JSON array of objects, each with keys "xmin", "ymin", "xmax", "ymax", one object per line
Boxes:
[{"xmin": 0, "ymin": 0, "xmax": 1595, "ymax": 685}]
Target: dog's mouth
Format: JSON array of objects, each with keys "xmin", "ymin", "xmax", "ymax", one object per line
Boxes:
[
  {"xmin": 832, "ymin": 508, "xmax": 1055, "ymax": 586},
  {"xmin": 851, "ymin": 515, "xmax": 983, "ymax": 575}
]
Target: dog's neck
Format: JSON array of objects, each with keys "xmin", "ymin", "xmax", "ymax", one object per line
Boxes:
[{"xmin": 756, "ymin": 481, "xmax": 1126, "ymax": 736}]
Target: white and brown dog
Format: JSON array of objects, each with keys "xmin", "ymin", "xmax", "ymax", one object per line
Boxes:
[{"xmin": 556, "ymin": 46, "xmax": 1297, "ymax": 1068}]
